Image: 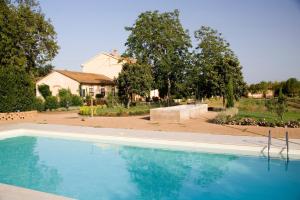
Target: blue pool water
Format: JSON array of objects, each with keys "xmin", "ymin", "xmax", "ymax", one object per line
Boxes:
[{"xmin": 0, "ymin": 136, "xmax": 299, "ymax": 200}]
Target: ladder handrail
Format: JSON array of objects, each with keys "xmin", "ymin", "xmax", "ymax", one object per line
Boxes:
[
  {"xmin": 268, "ymin": 130, "xmax": 271, "ymax": 154},
  {"xmin": 286, "ymin": 131, "xmax": 289, "ymax": 154}
]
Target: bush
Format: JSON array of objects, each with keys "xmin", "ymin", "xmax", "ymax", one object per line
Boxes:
[
  {"xmin": 71, "ymin": 95, "xmax": 83, "ymax": 106},
  {"xmin": 0, "ymin": 67, "xmax": 36, "ymax": 112},
  {"xmin": 96, "ymin": 93, "xmax": 105, "ymax": 99},
  {"xmin": 212, "ymin": 107, "xmax": 239, "ymax": 124},
  {"xmin": 58, "ymin": 88, "xmax": 72, "ymax": 109},
  {"xmin": 34, "ymin": 97, "xmax": 45, "ymax": 112},
  {"xmin": 152, "ymin": 96, "xmax": 160, "ymax": 103},
  {"xmin": 45, "ymin": 96, "xmax": 59, "ymax": 111},
  {"xmin": 38, "ymin": 84, "xmax": 52, "ymax": 99},
  {"xmin": 106, "ymin": 92, "xmax": 119, "ymax": 108}
]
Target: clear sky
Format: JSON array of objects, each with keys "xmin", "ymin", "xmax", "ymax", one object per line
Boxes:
[{"xmin": 39, "ymin": 0, "xmax": 300, "ymax": 84}]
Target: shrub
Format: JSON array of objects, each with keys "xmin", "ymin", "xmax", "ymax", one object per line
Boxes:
[
  {"xmin": 211, "ymin": 107, "xmax": 238, "ymax": 124},
  {"xmin": 71, "ymin": 95, "xmax": 83, "ymax": 106},
  {"xmin": 38, "ymin": 84, "xmax": 52, "ymax": 99},
  {"xmin": 58, "ymin": 88, "xmax": 72, "ymax": 109},
  {"xmin": 96, "ymin": 93, "xmax": 105, "ymax": 99},
  {"xmin": 152, "ymin": 96, "xmax": 160, "ymax": 103},
  {"xmin": 0, "ymin": 67, "xmax": 36, "ymax": 112},
  {"xmin": 34, "ymin": 97, "xmax": 45, "ymax": 112},
  {"xmin": 106, "ymin": 92, "xmax": 119, "ymax": 108},
  {"xmin": 45, "ymin": 96, "xmax": 59, "ymax": 111}
]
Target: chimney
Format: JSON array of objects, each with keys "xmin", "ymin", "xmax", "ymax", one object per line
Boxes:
[{"xmin": 111, "ymin": 49, "xmax": 119, "ymax": 57}]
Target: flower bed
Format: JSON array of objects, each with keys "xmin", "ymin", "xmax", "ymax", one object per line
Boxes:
[{"xmin": 212, "ymin": 116, "xmax": 300, "ymax": 128}]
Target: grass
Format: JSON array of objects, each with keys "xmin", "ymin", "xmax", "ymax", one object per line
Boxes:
[
  {"xmin": 79, "ymin": 104, "xmax": 160, "ymax": 117},
  {"xmin": 236, "ymin": 110, "xmax": 300, "ymax": 122},
  {"xmin": 206, "ymin": 97, "xmax": 300, "ymax": 122},
  {"xmin": 237, "ymin": 98, "xmax": 300, "ymax": 122}
]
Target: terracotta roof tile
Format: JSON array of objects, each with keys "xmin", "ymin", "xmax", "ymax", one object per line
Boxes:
[{"xmin": 55, "ymin": 70, "xmax": 114, "ymax": 85}]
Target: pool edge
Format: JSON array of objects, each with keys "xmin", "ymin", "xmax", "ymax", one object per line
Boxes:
[{"xmin": 1, "ymin": 123, "xmax": 299, "ymax": 159}]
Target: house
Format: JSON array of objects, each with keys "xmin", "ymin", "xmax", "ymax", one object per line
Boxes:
[
  {"xmin": 247, "ymin": 90, "xmax": 274, "ymax": 98},
  {"xmin": 36, "ymin": 50, "xmax": 159, "ymax": 99},
  {"xmin": 82, "ymin": 50, "xmax": 159, "ymax": 99},
  {"xmin": 81, "ymin": 50, "xmax": 129, "ymax": 79},
  {"xmin": 36, "ymin": 70, "xmax": 114, "ymax": 98}
]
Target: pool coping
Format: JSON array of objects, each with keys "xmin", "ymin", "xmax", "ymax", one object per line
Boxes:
[{"xmin": 1, "ymin": 123, "xmax": 300, "ymax": 159}]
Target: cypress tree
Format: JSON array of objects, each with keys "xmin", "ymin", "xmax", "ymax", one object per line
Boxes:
[{"xmin": 226, "ymin": 77, "xmax": 234, "ymax": 108}]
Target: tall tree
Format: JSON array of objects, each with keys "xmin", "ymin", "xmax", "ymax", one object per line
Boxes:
[
  {"xmin": 0, "ymin": 0, "xmax": 59, "ymax": 74},
  {"xmin": 0, "ymin": 0, "xmax": 58, "ymax": 112},
  {"xmin": 124, "ymin": 10, "xmax": 192, "ymax": 102},
  {"xmin": 117, "ymin": 63, "xmax": 153, "ymax": 108},
  {"xmin": 284, "ymin": 78, "xmax": 300, "ymax": 97},
  {"xmin": 193, "ymin": 26, "xmax": 246, "ymax": 106},
  {"xmin": 226, "ymin": 77, "xmax": 234, "ymax": 108}
]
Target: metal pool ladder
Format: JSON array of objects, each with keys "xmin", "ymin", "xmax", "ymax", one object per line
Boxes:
[
  {"xmin": 263, "ymin": 130, "xmax": 289, "ymax": 157},
  {"xmin": 263, "ymin": 130, "xmax": 290, "ymax": 171}
]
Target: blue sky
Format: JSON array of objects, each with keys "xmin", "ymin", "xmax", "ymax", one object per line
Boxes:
[{"xmin": 40, "ymin": 0, "xmax": 300, "ymax": 84}]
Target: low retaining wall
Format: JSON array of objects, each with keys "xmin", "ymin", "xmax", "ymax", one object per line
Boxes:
[
  {"xmin": 150, "ymin": 104, "xmax": 208, "ymax": 122},
  {"xmin": 0, "ymin": 111, "xmax": 37, "ymax": 121}
]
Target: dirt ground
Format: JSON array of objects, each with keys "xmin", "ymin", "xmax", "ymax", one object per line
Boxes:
[{"xmin": 1, "ymin": 111, "xmax": 300, "ymax": 139}]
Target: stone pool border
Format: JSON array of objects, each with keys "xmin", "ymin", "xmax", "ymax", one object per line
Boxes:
[
  {"xmin": 1, "ymin": 123, "xmax": 300, "ymax": 159},
  {"xmin": 0, "ymin": 183, "xmax": 73, "ymax": 200}
]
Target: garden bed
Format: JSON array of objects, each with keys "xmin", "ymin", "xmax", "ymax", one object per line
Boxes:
[
  {"xmin": 79, "ymin": 105, "xmax": 159, "ymax": 117},
  {"xmin": 209, "ymin": 97, "xmax": 300, "ymax": 128}
]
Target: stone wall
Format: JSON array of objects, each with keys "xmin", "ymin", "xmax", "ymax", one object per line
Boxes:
[
  {"xmin": 0, "ymin": 111, "xmax": 37, "ymax": 121},
  {"xmin": 150, "ymin": 104, "xmax": 208, "ymax": 122}
]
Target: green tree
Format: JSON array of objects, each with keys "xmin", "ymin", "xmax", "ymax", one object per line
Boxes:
[
  {"xmin": 193, "ymin": 26, "xmax": 246, "ymax": 105},
  {"xmin": 0, "ymin": 0, "xmax": 58, "ymax": 112},
  {"xmin": 275, "ymin": 88, "xmax": 287, "ymax": 120},
  {"xmin": 38, "ymin": 84, "xmax": 52, "ymax": 99},
  {"xmin": 0, "ymin": 67, "xmax": 35, "ymax": 112},
  {"xmin": 36, "ymin": 64, "xmax": 54, "ymax": 77},
  {"xmin": 0, "ymin": 0, "xmax": 59, "ymax": 74},
  {"xmin": 284, "ymin": 78, "xmax": 300, "ymax": 97},
  {"xmin": 226, "ymin": 77, "xmax": 234, "ymax": 108},
  {"xmin": 124, "ymin": 10, "xmax": 192, "ymax": 102},
  {"xmin": 117, "ymin": 63, "xmax": 153, "ymax": 108}
]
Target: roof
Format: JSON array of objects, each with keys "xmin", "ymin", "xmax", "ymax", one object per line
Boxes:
[{"xmin": 55, "ymin": 70, "xmax": 114, "ymax": 85}]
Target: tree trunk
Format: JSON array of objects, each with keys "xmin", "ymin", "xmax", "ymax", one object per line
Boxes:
[
  {"xmin": 167, "ymin": 77, "xmax": 171, "ymax": 107},
  {"xmin": 222, "ymin": 95, "xmax": 225, "ymax": 108},
  {"xmin": 126, "ymin": 97, "xmax": 130, "ymax": 109}
]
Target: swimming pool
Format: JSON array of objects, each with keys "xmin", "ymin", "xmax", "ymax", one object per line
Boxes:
[{"xmin": 0, "ymin": 136, "xmax": 299, "ymax": 200}]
